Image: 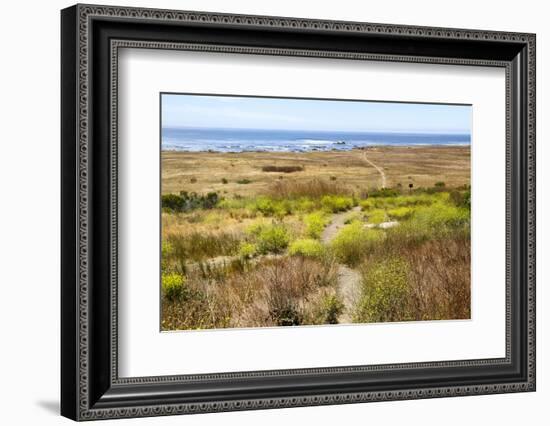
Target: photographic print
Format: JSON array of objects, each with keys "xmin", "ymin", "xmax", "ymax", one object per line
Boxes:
[{"xmin": 160, "ymin": 94, "xmax": 472, "ymax": 331}]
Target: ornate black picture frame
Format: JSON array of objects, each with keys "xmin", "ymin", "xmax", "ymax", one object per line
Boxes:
[{"xmin": 61, "ymin": 4, "xmax": 536, "ymax": 421}]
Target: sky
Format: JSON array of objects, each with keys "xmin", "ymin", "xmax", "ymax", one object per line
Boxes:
[{"xmin": 161, "ymin": 93, "xmax": 471, "ymax": 134}]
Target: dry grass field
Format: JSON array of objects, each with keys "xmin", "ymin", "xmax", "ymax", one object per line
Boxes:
[{"xmin": 161, "ymin": 146, "xmax": 470, "ymax": 196}]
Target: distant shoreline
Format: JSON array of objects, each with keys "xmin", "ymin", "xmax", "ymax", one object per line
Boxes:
[
  {"xmin": 161, "ymin": 127, "xmax": 470, "ymax": 153},
  {"xmin": 160, "ymin": 144, "xmax": 471, "ymax": 153}
]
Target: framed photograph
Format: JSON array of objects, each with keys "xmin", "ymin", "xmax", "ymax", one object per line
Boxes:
[{"xmin": 61, "ymin": 4, "xmax": 536, "ymax": 421}]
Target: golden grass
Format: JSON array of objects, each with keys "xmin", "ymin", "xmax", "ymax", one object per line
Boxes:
[
  {"xmin": 161, "ymin": 146, "xmax": 470, "ymax": 196},
  {"xmin": 362, "ymin": 146, "xmax": 471, "ymax": 189}
]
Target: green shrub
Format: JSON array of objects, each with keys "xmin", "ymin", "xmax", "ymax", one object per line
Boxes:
[
  {"xmin": 238, "ymin": 242, "xmax": 257, "ymax": 259},
  {"xmin": 361, "ymin": 194, "xmax": 434, "ymax": 211},
  {"xmin": 304, "ymin": 211, "xmax": 328, "ymax": 239},
  {"xmin": 331, "ymin": 222, "xmax": 385, "ymax": 267},
  {"xmin": 366, "ymin": 209, "xmax": 386, "ymax": 224},
  {"xmin": 321, "ymin": 195, "xmax": 354, "ymax": 212},
  {"xmin": 450, "ymin": 189, "xmax": 471, "ymax": 210},
  {"xmin": 412, "ymin": 202, "xmax": 469, "ymax": 228},
  {"xmin": 397, "ymin": 194, "xmax": 435, "ymax": 207},
  {"xmin": 270, "ymin": 304, "xmax": 302, "ymax": 326},
  {"xmin": 275, "ymin": 200, "xmax": 293, "ymax": 218},
  {"xmin": 162, "ymin": 273, "xmax": 187, "ymax": 302},
  {"xmin": 359, "ymin": 198, "xmax": 376, "ymax": 210},
  {"xmin": 317, "ymin": 294, "xmax": 344, "ymax": 324},
  {"xmin": 369, "ymin": 188, "xmax": 400, "ymax": 198},
  {"xmin": 384, "ymin": 201, "xmax": 470, "ymax": 247},
  {"xmin": 463, "ymin": 189, "xmax": 471, "ymax": 210},
  {"xmin": 355, "ymin": 258, "xmax": 410, "ymax": 323},
  {"xmin": 289, "ymin": 239, "xmax": 325, "ymax": 259},
  {"xmin": 161, "ymin": 240, "xmax": 173, "ymax": 258},
  {"xmin": 296, "ymin": 198, "xmax": 316, "ymax": 213},
  {"xmin": 254, "ymin": 197, "xmax": 277, "ymax": 216},
  {"xmin": 221, "ymin": 178, "xmax": 228, "ymax": 184},
  {"xmin": 237, "ymin": 178, "xmax": 252, "ymax": 184},
  {"xmin": 257, "ymin": 225, "xmax": 290, "ymax": 254},
  {"xmin": 387, "ymin": 206, "xmax": 414, "ymax": 220},
  {"xmin": 245, "ymin": 220, "xmax": 268, "ymax": 236},
  {"xmin": 161, "ymin": 191, "xmax": 219, "ymax": 212},
  {"xmin": 344, "ymin": 210, "xmax": 363, "ymax": 225},
  {"xmin": 434, "ymin": 181, "xmax": 446, "ymax": 188},
  {"xmin": 252, "ymin": 197, "xmax": 294, "ymax": 217},
  {"xmin": 161, "ymin": 193, "xmax": 186, "ymax": 211},
  {"xmin": 161, "ymin": 240, "xmax": 173, "ymax": 269},
  {"xmin": 421, "ymin": 186, "xmax": 456, "ymax": 195}
]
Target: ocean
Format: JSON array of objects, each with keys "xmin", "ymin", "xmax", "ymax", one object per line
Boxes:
[{"xmin": 161, "ymin": 127, "xmax": 470, "ymax": 153}]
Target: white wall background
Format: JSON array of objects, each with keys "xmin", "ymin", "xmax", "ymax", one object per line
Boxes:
[{"xmin": 0, "ymin": 0, "xmax": 546, "ymax": 424}]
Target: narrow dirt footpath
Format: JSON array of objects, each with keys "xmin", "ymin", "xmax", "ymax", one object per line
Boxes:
[
  {"xmin": 362, "ymin": 151, "xmax": 387, "ymax": 188},
  {"xmin": 321, "ymin": 207, "xmax": 363, "ymax": 323},
  {"xmin": 321, "ymin": 206, "xmax": 361, "ymax": 243},
  {"xmin": 335, "ymin": 265, "xmax": 362, "ymax": 323}
]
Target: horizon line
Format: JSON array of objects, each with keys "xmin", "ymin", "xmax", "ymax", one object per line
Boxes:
[{"xmin": 161, "ymin": 126, "xmax": 471, "ymax": 135}]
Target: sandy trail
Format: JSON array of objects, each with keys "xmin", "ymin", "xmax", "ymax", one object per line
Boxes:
[
  {"xmin": 321, "ymin": 206, "xmax": 361, "ymax": 243},
  {"xmin": 335, "ymin": 265, "xmax": 362, "ymax": 323},
  {"xmin": 321, "ymin": 207, "xmax": 363, "ymax": 323},
  {"xmin": 362, "ymin": 151, "xmax": 387, "ymax": 188}
]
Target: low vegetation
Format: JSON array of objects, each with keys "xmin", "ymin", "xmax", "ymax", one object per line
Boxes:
[
  {"xmin": 262, "ymin": 165, "xmax": 304, "ymax": 173},
  {"xmin": 165, "ymin": 231, "xmax": 240, "ymax": 263},
  {"xmin": 266, "ymin": 179, "xmax": 351, "ymax": 199},
  {"xmin": 355, "ymin": 257, "xmax": 410, "ymax": 322},
  {"xmin": 162, "ymin": 191, "xmax": 219, "ymax": 212},
  {"xmin": 289, "ymin": 238, "xmax": 325, "ymax": 259},
  {"xmin": 161, "ymin": 150, "xmax": 472, "ymax": 330},
  {"xmin": 256, "ymin": 224, "xmax": 291, "ymax": 254},
  {"xmin": 321, "ymin": 195, "xmax": 356, "ymax": 212},
  {"xmin": 354, "ymin": 237, "xmax": 470, "ymax": 322},
  {"xmin": 303, "ymin": 212, "xmax": 329, "ymax": 239},
  {"xmin": 331, "ymin": 221, "xmax": 385, "ymax": 267},
  {"xmin": 161, "ymin": 257, "xmax": 342, "ymax": 330},
  {"xmin": 236, "ymin": 178, "xmax": 253, "ymax": 184}
]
